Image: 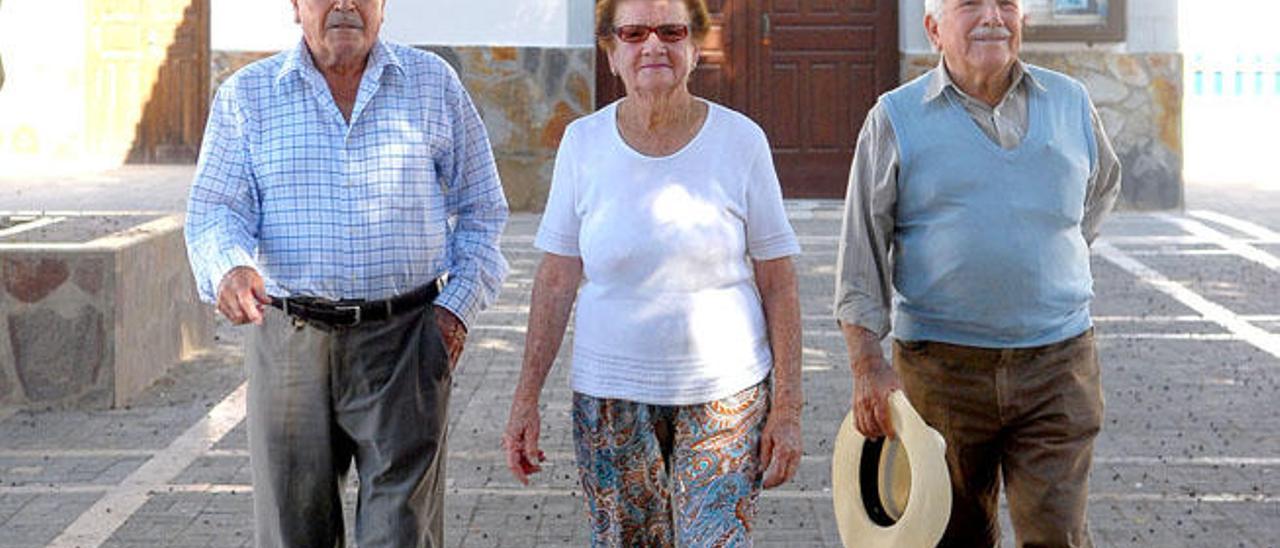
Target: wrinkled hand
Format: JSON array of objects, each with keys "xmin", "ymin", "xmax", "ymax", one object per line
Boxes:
[
  {"xmin": 434, "ymin": 306, "xmax": 466, "ymax": 370},
  {"xmin": 760, "ymin": 405, "xmax": 802, "ymax": 489},
  {"xmin": 502, "ymin": 396, "xmax": 546, "ymax": 485},
  {"xmin": 217, "ymin": 266, "xmax": 270, "ymax": 325},
  {"xmin": 852, "ymin": 354, "xmax": 903, "ymax": 439}
]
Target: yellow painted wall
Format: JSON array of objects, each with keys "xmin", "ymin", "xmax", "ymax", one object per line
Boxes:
[{"xmin": 0, "ymin": 0, "xmax": 187, "ymax": 174}]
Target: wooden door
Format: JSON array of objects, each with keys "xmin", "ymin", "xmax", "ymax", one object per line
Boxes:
[
  {"xmin": 87, "ymin": 0, "xmax": 209, "ymax": 164},
  {"xmin": 746, "ymin": 0, "xmax": 898, "ymax": 197},
  {"xmin": 594, "ymin": 0, "xmax": 898, "ymax": 198}
]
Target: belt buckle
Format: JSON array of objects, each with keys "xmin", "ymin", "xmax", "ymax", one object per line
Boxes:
[{"xmin": 334, "ymin": 304, "xmax": 362, "ymax": 327}]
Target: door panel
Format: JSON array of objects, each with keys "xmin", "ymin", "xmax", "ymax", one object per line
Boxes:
[
  {"xmin": 747, "ymin": 0, "xmax": 898, "ymax": 198},
  {"xmin": 86, "ymin": 0, "xmax": 208, "ymax": 164}
]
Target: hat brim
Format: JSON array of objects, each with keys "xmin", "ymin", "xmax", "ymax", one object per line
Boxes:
[{"xmin": 832, "ymin": 391, "xmax": 952, "ymax": 547}]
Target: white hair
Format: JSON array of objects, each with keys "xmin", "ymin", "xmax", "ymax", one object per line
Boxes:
[{"xmin": 925, "ymin": 0, "xmax": 944, "ymax": 20}]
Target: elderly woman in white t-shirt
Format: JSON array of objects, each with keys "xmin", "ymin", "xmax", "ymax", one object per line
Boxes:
[{"xmin": 501, "ymin": 0, "xmax": 803, "ymax": 544}]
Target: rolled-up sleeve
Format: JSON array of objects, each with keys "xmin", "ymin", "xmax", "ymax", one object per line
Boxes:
[
  {"xmin": 833, "ymin": 103, "xmax": 899, "ymax": 339},
  {"xmin": 434, "ymin": 66, "xmax": 510, "ymax": 329},
  {"xmin": 184, "ymin": 84, "xmax": 261, "ymax": 303},
  {"xmin": 1082, "ymin": 100, "xmax": 1121, "ymax": 244}
]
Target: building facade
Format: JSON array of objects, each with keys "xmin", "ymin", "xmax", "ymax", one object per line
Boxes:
[{"xmin": 0, "ymin": 0, "xmax": 1181, "ymax": 210}]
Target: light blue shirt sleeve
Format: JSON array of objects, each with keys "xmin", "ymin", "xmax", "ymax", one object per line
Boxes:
[
  {"xmin": 184, "ymin": 83, "xmax": 261, "ymax": 303},
  {"xmin": 433, "ymin": 65, "xmax": 510, "ymax": 329}
]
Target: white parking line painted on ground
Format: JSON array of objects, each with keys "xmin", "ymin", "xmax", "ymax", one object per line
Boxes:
[
  {"xmin": 135, "ymin": 483, "xmax": 1278, "ymax": 504},
  {"xmin": 795, "ymin": 314, "xmax": 1268, "ymax": 324},
  {"xmin": 1102, "ymin": 235, "xmax": 1280, "ymax": 246},
  {"xmin": 801, "ymin": 329, "xmax": 1241, "ymax": 341},
  {"xmin": 1157, "ymin": 213, "xmax": 1280, "ymax": 271},
  {"xmin": 1095, "ymin": 456, "xmax": 1280, "ymax": 467},
  {"xmin": 1189, "ymin": 210, "xmax": 1280, "ymax": 240},
  {"xmin": 1125, "ymin": 249, "xmax": 1237, "ymax": 257},
  {"xmin": 1095, "ymin": 243, "xmax": 1280, "ymax": 361},
  {"xmin": 47, "ymin": 383, "xmax": 247, "ymax": 548},
  {"xmin": 1095, "ymin": 333, "xmax": 1240, "ymax": 340},
  {"xmin": 1093, "ymin": 315, "xmax": 1207, "ymax": 322},
  {"xmin": 0, "ymin": 484, "xmax": 111, "ymax": 495},
  {"xmin": 8, "ymin": 481, "xmax": 1273, "ymax": 505},
  {"xmin": 0, "ymin": 448, "xmax": 155, "ymax": 458},
  {"xmin": 9, "ymin": 448, "xmax": 1268, "ymax": 483},
  {"xmin": 805, "ymin": 454, "xmax": 1280, "ymax": 467},
  {"xmin": 471, "ymin": 325, "xmax": 529, "ymax": 333}
]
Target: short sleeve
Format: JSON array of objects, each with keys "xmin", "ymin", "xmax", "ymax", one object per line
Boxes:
[
  {"xmin": 534, "ymin": 124, "xmax": 582, "ymax": 256},
  {"xmin": 744, "ymin": 134, "xmax": 801, "ymax": 260}
]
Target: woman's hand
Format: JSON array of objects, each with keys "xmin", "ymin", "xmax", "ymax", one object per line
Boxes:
[
  {"xmin": 752, "ymin": 256, "xmax": 804, "ymax": 489},
  {"xmin": 760, "ymin": 403, "xmax": 802, "ymax": 488},
  {"xmin": 503, "ymin": 253, "xmax": 581, "ymax": 485},
  {"xmin": 502, "ymin": 395, "xmax": 546, "ymax": 485}
]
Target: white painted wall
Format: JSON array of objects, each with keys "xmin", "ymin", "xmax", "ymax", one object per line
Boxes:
[
  {"xmin": 0, "ymin": 0, "xmax": 96, "ymax": 172},
  {"xmin": 212, "ymin": 0, "xmax": 594, "ymax": 51},
  {"xmin": 211, "ymin": 1, "xmax": 298, "ymax": 51},
  {"xmin": 898, "ymin": 0, "xmax": 1179, "ymax": 54}
]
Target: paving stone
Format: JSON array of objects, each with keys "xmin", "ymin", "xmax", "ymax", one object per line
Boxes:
[
  {"xmin": 3, "ymin": 203, "xmax": 1280, "ymax": 546},
  {"xmin": 0, "ymin": 493, "xmax": 101, "ymax": 547},
  {"xmin": 0, "ymin": 455, "xmax": 148, "ymax": 486}
]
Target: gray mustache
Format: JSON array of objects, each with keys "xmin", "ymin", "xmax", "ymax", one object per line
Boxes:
[
  {"xmin": 969, "ymin": 27, "xmax": 1011, "ymax": 39},
  {"xmin": 326, "ymin": 12, "xmax": 364, "ymax": 29}
]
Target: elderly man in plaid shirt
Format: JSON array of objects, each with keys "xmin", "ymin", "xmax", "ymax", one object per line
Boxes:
[{"xmin": 184, "ymin": 0, "xmax": 507, "ymax": 546}]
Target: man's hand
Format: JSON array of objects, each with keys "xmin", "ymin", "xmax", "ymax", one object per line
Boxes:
[
  {"xmin": 840, "ymin": 322, "xmax": 903, "ymax": 439},
  {"xmin": 434, "ymin": 306, "xmax": 466, "ymax": 370},
  {"xmin": 852, "ymin": 353, "xmax": 902, "ymax": 439},
  {"xmin": 217, "ymin": 266, "xmax": 270, "ymax": 325},
  {"xmin": 759, "ymin": 403, "xmax": 802, "ymax": 489}
]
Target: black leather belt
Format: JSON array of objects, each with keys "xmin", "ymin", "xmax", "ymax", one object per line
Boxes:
[{"xmin": 269, "ymin": 279, "xmax": 441, "ymax": 328}]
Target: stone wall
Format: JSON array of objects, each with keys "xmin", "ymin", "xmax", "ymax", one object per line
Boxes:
[
  {"xmin": 2, "ymin": 252, "xmax": 115, "ymax": 407},
  {"xmin": 0, "ymin": 215, "xmax": 214, "ymax": 409},
  {"xmin": 213, "ymin": 45, "xmax": 595, "ymax": 212},
  {"xmin": 902, "ymin": 53, "xmax": 1184, "ymax": 210}
]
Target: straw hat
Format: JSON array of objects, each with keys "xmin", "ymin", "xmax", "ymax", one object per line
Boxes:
[{"xmin": 831, "ymin": 390, "xmax": 951, "ymax": 547}]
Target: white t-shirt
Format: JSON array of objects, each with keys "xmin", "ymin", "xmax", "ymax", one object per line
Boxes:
[{"xmin": 534, "ymin": 100, "xmax": 801, "ymax": 405}]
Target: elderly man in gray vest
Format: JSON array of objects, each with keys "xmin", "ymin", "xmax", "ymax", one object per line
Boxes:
[{"xmin": 834, "ymin": 0, "xmax": 1120, "ymax": 546}]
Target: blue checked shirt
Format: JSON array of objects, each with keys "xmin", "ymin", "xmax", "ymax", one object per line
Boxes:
[{"xmin": 185, "ymin": 39, "xmax": 509, "ymax": 328}]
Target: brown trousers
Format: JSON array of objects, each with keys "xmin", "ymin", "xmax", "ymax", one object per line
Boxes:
[{"xmin": 894, "ymin": 329, "xmax": 1103, "ymax": 548}]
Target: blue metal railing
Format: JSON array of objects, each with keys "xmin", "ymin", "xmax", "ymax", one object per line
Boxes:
[{"xmin": 1188, "ymin": 53, "xmax": 1280, "ymax": 97}]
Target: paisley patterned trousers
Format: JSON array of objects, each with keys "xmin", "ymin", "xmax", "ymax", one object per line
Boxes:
[{"xmin": 572, "ymin": 380, "xmax": 769, "ymax": 548}]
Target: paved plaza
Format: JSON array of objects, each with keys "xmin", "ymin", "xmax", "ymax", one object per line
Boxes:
[{"xmin": 1, "ymin": 170, "xmax": 1278, "ymax": 547}]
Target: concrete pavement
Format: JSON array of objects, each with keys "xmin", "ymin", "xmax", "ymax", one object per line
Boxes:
[{"xmin": 1, "ymin": 168, "xmax": 1278, "ymax": 546}]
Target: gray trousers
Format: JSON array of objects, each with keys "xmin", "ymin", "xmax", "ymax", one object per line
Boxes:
[{"xmin": 246, "ymin": 305, "xmax": 452, "ymax": 548}]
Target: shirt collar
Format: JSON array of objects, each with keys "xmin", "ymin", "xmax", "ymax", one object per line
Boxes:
[
  {"xmin": 922, "ymin": 57, "xmax": 1045, "ymax": 105},
  {"xmin": 275, "ymin": 37, "xmax": 404, "ymax": 85}
]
